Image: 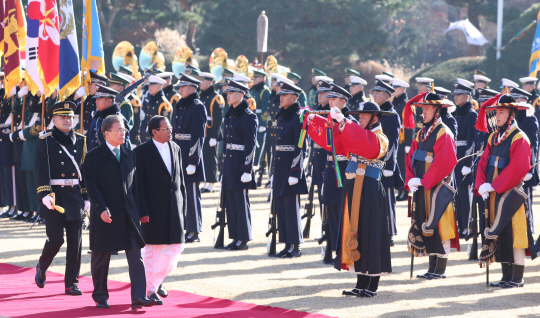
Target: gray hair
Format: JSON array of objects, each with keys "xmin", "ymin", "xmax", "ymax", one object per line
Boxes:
[{"xmin": 101, "ymin": 114, "xmax": 124, "ymax": 134}]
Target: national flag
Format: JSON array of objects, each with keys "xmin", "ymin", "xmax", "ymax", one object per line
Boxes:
[
  {"xmin": 81, "ymin": 0, "xmax": 105, "ymax": 87},
  {"xmin": 15, "ymin": 0, "xmax": 26, "ymax": 61},
  {"xmin": 445, "ymin": 19, "xmax": 488, "ymax": 46},
  {"xmin": 58, "ymin": 0, "xmax": 80, "ymax": 101},
  {"xmin": 25, "ymin": 0, "xmax": 44, "ymax": 95},
  {"xmin": 529, "ymin": 10, "xmax": 540, "ymax": 77},
  {"xmin": 3, "ymin": 0, "xmax": 22, "ymax": 97}
]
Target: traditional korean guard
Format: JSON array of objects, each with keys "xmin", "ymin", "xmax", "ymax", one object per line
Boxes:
[
  {"xmin": 475, "ymin": 92, "xmax": 537, "ymax": 288},
  {"xmin": 172, "ymin": 74, "xmax": 207, "ymax": 243},
  {"xmin": 403, "ymin": 91, "xmax": 460, "ymax": 280},
  {"xmin": 272, "ymin": 82, "xmax": 308, "ymax": 258}
]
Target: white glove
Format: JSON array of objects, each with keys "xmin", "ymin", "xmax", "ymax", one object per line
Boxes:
[
  {"xmin": 345, "ymin": 172, "xmax": 356, "ymax": 180},
  {"xmin": 9, "ymin": 86, "xmax": 16, "ymax": 97},
  {"xmin": 288, "ymin": 176, "xmax": 299, "ymax": 186},
  {"xmin": 408, "ymin": 177, "xmax": 422, "ymax": 193},
  {"xmin": 3, "ymin": 128, "xmax": 11, "ymax": 135},
  {"xmin": 75, "ymin": 86, "xmax": 87, "ymax": 99},
  {"xmin": 9, "ymin": 132, "xmax": 14, "ymax": 142},
  {"xmin": 524, "ymin": 173, "xmax": 533, "ymax": 181},
  {"xmin": 461, "ymin": 166, "xmax": 471, "ymax": 176},
  {"xmin": 37, "ymin": 89, "xmax": 45, "ymax": 97},
  {"xmin": 330, "ymin": 107, "xmax": 345, "ymax": 122},
  {"xmin": 308, "ymin": 114, "xmax": 315, "ymax": 120},
  {"xmin": 84, "ymin": 200, "xmax": 90, "ymax": 212},
  {"xmin": 258, "ymin": 126, "xmax": 266, "ymax": 133},
  {"xmin": 18, "ymin": 86, "xmax": 28, "ymax": 98},
  {"xmin": 481, "ymin": 192, "xmax": 489, "ymax": 201},
  {"xmin": 405, "ymin": 146, "xmax": 411, "ymax": 153},
  {"xmin": 478, "ymin": 183, "xmax": 494, "ymax": 195},
  {"xmin": 209, "ymin": 138, "xmax": 217, "ymax": 147},
  {"xmin": 383, "ymin": 170, "xmax": 394, "ymax": 177},
  {"xmin": 42, "ymin": 195, "xmax": 54, "ymax": 210},
  {"xmin": 241, "ymin": 172, "xmax": 252, "ymax": 183},
  {"xmin": 186, "ymin": 165, "xmax": 196, "ymax": 175}
]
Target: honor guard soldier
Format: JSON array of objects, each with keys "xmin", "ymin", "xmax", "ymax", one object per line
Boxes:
[
  {"xmin": 375, "ymin": 74, "xmax": 393, "ymax": 84},
  {"xmin": 307, "ymin": 101, "xmax": 393, "ymax": 298},
  {"xmin": 433, "ymin": 86, "xmax": 458, "ymax": 138},
  {"xmin": 392, "ymin": 78, "xmax": 411, "ymax": 201},
  {"xmin": 250, "ymin": 69, "xmax": 271, "ymax": 169},
  {"xmin": 343, "ymin": 68, "xmax": 361, "ymax": 92},
  {"xmin": 346, "ymin": 76, "xmax": 368, "ymax": 117},
  {"xmin": 473, "ymin": 71, "xmax": 491, "ymax": 101},
  {"xmin": 475, "ymin": 93, "xmax": 537, "ymax": 288},
  {"xmin": 34, "ymin": 101, "xmax": 89, "ymax": 296},
  {"xmin": 232, "ymin": 74, "xmax": 257, "ymax": 111},
  {"xmin": 413, "ymin": 77, "xmax": 434, "ymax": 136},
  {"xmin": 86, "ymin": 86, "xmax": 131, "ymax": 151},
  {"xmin": 372, "ymin": 80, "xmax": 404, "ymax": 244},
  {"xmin": 403, "ymin": 92, "xmax": 460, "ymax": 280},
  {"xmin": 272, "ymin": 82, "xmax": 308, "ymax": 257},
  {"xmin": 519, "ymin": 76, "xmax": 540, "ymax": 127},
  {"xmin": 172, "ymin": 74, "xmax": 207, "ymax": 243},
  {"xmin": 221, "ymin": 80, "xmax": 258, "ymax": 250},
  {"xmin": 0, "ymin": 77, "xmax": 16, "ymax": 218},
  {"xmin": 184, "ymin": 63, "xmax": 200, "ymax": 76},
  {"xmin": 115, "ymin": 72, "xmax": 143, "ymax": 146},
  {"xmin": 157, "ymin": 72, "xmax": 181, "ymax": 108},
  {"xmin": 287, "ymin": 72, "xmax": 307, "ymax": 107},
  {"xmin": 451, "ymin": 78, "xmax": 478, "ymax": 236},
  {"xmin": 308, "ymin": 68, "xmax": 326, "ymax": 109},
  {"xmin": 199, "ymin": 72, "xmax": 224, "ymax": 193},
  {"xmin": 109, "ymin": 73, "xmax": 134, "ymax": 129},
  {"xmin": 76, "ymin": 72, "xmax": 108, "ymax": 134},
  {"xmin": 219, "ymin": 68, "xmax": 236, "ymax": 114},
  {"xmin": 141, "ymin": 76, "xmax": 172, "ymax": 142}
]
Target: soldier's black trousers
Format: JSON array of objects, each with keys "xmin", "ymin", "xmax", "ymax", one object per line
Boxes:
[
  {"xmin": 14, "ymin": 161, "xmax": 30, "ymax": 211},
  {"xmin": 0, "ymin": 166, "xmax": 14, "ymax": 206},
  {"xmin": 224, "ymin": 189, "xmax": 252, "ymax": 242},
  {"xmin": 327, "ymin": 204, "xmax": 340, "ymax": 252},
  {"xmin": 276, "ymin": 194, "xmax": 303, "ymax": 244},
  {"xmin": 39, "ymin": 216, "xmax": 83, "ymax": 288},
  {"xmin": 387, "ymin": 187, "xmax": 397, "ymax": 236},
  {"xmin": 186, "ymin": 182, "xmax": 203, "ymax": 233}
]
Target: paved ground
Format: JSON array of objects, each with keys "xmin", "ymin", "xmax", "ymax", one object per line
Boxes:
[{"xmin": 1, "ymin": 175, "xmax": 540, "ymax": 317}]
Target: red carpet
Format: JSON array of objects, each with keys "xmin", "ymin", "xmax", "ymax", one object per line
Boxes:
[{"xmin": 0, "ymin": 263, "xmax": 334, "ymax": 318}]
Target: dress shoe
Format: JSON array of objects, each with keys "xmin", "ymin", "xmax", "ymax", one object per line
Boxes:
[
  {"xmin": 28, "ymin": 213, "xmax": 39, "ymax": 224},
  {"xmin": 25, "ymin": 213, "xmax": 35, "ymax": 222},
  {"xmin": 225, "ymin": 240, "xmax": 238, "ymax": 250},
  {"xmin": 39, "ymin": 217, "xmax": 46, "ymax": 224},
  {"xmin": 131, "ymin": 297, "xmax": 156, "ymax": 310},
  {"xmin": 95, "ymin": 299, "xmax": 110, "ymax": 308},
  {"xmin": 200, "ymin": 188, "xmax": 211, "ymax": 193},
  {"xmin": 35, "ymin": 263, "xmax": 46, "ymax": 288},
  {"xmin": 148, "ymin": 292, "xmax": 163, "ymax": 305},
  {"xmin": 14, "ymin": 212, "xmax": 29, "ymax": 220},
  {"xmin": 157, "ymin": 284, "xmax": 168, "ymax": 298},
  {"xmin": 281, "ymin": 244, "xmax": 302, "ymax": 258},
  {"xmin": 342, "ymin": 288, "xmax": 362, "ymax": 296},
  {"xmin": 185, "ymin": 232, "xmax": 200, "ymax": 243},
  {"xmin": 65, "ymin": 286, "xmax": 83, "ymax": 295},
  {"xmin": 10, "ymin": 212, "xmax": 22, "ymax": 219},
  {"xmin": 232, "ymin": 241, "xmax": 249, "ymax": 251},
  {"xmin": 274, "ymin": 244, "xmax": 291, "ymax": 257}
]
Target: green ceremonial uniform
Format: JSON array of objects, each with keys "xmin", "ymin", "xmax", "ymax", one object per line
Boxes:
[
  {"xmin": 308, "ymin": 85, "xmax": 317, "ymax": 109},
  {"xmin": 250, "ymin": 81, "xmax": 271, "ymax": 164},
  {"xmin": 297, "ymin": 91, "xmax": 307, "ymax": 108}
]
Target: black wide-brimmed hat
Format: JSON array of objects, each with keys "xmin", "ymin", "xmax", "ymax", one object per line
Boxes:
[{"xmin": 345, "ymin": 100, "xmax": 394, "ymax": 117}]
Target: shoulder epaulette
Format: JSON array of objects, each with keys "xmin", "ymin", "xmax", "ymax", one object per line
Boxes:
[
  {"xmin": 533, "ymin": 97, "xmax": 540, "ymax": 109},
  {"xmin": 159, "ymin": 96, "xmax": 172, "ymax": 114},
  {"xmin": 170, "ymin": 93, "xmax": 181, "ymax": 106}
]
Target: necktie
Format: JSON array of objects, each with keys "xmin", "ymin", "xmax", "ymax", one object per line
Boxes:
[{"xmin": 113, "ymin": 148, "xmax": 121, "ymax": 162}]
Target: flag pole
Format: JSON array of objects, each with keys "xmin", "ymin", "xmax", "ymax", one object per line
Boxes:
[
  {"xmin": 80, "ymin": 96, "xmax": 85, "ymax": 134},
  {"xmin": 21, "ymin": 94, "xmax": 26, "ymax": 129},
  {"xmin": 41, "ymin": 95, "xmax": 46, "ymax": 132}
]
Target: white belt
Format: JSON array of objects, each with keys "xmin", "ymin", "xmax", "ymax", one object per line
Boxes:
[
  {"xmin": 276, "ymin": 145, "xmax": 295, "ymax": 151},
  {"xmin": 207, "ymin": 116, "xmax": 212, "ymax": 121},
  {"xmin": 50, "ymin": 179, "xmax": 79, "ymax": 186},
  {"xmin": 226, "ymin": 143, "xmax": 245, "ymax": 151},
  {"xmin": 175, "ymin": 133, "xmax": 191, "ymax": 140},
  {"xmin": 456, "ymin": 140, "xmax": 467, "ymax": 146},
  {"xmin": 327, "ymin": 155, "xmax": 348, "ymax": 161}
]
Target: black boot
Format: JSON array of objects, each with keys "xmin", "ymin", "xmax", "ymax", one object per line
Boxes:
[
  {"xmin": 185, "ymin": 232, "xmax": 200, "ymax": 243},
  {"xmin": 490, "ymin": 263, "xmax": 513, "ymax": 287},
  {"xmin": 276, "ymin": 244, "xmax": 291, "ymax": 257},
  {"xmin": 502, "ymin": 264, "xmax": 525, "ymax": 288},
  {"xmin": 428, "ymin": 257, "xmax": 447, "ymax": 279},
  {"xmin": 417, "ymin": 255, "xmax": 437, "ymax": 279},
  {"xmin": 232, "ymin": 241, "xmax": 249, "ymax": 251},
  {"xmin": 282, "ymin": 244, "xmax": 301, "ymax": 258},
  {"xmin": 343, "ymin": 275, "xmax": 368, "ymax": 296},
  {"xmin": 361, "ymin": 276, "xmax": 380, "ymax": 297},
  {"xmin": 225, "ymin": 240, "xmax": 237, "ymax": 250}
]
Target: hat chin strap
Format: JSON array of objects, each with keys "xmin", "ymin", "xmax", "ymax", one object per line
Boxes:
[
  {"xmin": 498, "ymin": 109, "xmax": 515, "ymax": 136},
  {"xmin": 366, "ymin": 113, "xmax": 376, "ymax": 130},
  {"xmin": 423, "ymin": 106, "xmax": 440, "ymax": 128}
]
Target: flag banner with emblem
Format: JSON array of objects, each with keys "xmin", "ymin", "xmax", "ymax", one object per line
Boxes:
[
  {"xmin": 25, "ymin": 0, "xmax": 44, "ymax": 95},
  {"xmin": 81, "ymin": 0, "xmax": 105, "ymax": 88},
  {"xmin": 3, "ymin": 0, "xmax": 22, "ymax": 98},
  {"xmin": 528, "ymin": 10, "xmax": 540, "ymax": 77},
  {"xmin": 0, "ymin": 1, "xmax": 5, "ymax": 61},
  {"xmin": 58, "ymin": 0, "xmax": 80, "ymax": 101},
  {"xmin": 15, "ymin": 0, "xmax": 25, "ymax": 61}
]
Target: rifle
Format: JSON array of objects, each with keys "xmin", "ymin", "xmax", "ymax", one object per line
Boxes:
[
  {"xmin": 301, "ymin": 174, "xmax": 316, "ymax": 239},
  {"xmin": 114, "ymin": 66, "xmax": 153, "ymax": 103},
  {"xmin": 211, "ymin": 187, "xmax": 227, "ymax": 249},
  {"xmin": 410, "ymin": 190, "xmax": 417, "ymax": 279},
  {"xmin": 318, "ymin": 206, "xmax": 333, "ymax": 264},
  {"xmin": 265, "ymin": 189, "xmax": 277, "ymax": 256},
  {"xmin": 255, "ymin": 132, "xmax": 267, "ymax": 187}
]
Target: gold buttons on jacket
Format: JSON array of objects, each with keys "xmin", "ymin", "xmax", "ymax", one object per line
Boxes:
[
  {"xmin": 61, "ymin": 174, "xmax": 65, "ymax": 177},
  {"xmin": 61, "ymin": 162, "xmax": 64, "ymax": 165}
]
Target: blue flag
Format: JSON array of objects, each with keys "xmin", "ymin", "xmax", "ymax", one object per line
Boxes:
[{"xmin": 59, "ymin": 0, "xmax": 81, "ymax": 101}]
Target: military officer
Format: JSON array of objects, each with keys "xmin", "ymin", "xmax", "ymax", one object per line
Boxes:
[
  {"xmin": 343, "ymin": 68, "xmax": 361, "ymax": 92},
  {"xmin": 372, "ymin": 80, "xmax": 403, "ymax": 244},
  {"xmin": 221, "ymin": 80, "xmax": 258, "ymax": 250},
  {"xmin": 172, "ymin": 74, "xmax": 207, "ymax": 243},
  {"xmin": 308, "ymin": 68, "xmax": 326, "ymax": 109},
  {"xmin": 272, "ymin": 82, "xmax": 308, "ymax": 258},
  {"xmin": 185, "ymin": 63, "xmax": 200, "ymax": 76},
  {"xmin": 75, "ymin": 72, "xmax": 108, "ymax": 134},
  {"xmin": 0, "ymin": 79, "xmax": 16, "ymax": 218},
  {"xmin": 433, "ymin": 86, "xmax": 458, "ymax": 138},
  {"xmin": 346, "ymin": 76, "xmax": 368, "ymax": 117},
  {"xmin": 375, "ymin": 74, "xmax": 393, "ymax": 84},
  {"xmin": 140, "ymin": 76, "xmax": 172, "ymax": 142},
  {"xmin": 108, "ymin": 73, "xmax": 134, "ymax": 130},
  {"xmin": 287, "ymin": 72, "xmax": 307, "ymax": 107},
  {"xmin": 519, "ymin": 76, "xmax": 540, "ymax": 128},
  {"xmin": 157, "ymin": 72, "xmax": 181, "ymax": 109},
  {"xmin": 392, "ymin": 78, "xmax": 410, "ymax": 201},
  {"xmin": 199, "ymin": 72, "xmax": 224, "ymax": 193},
  {"xmin": 250, "ymin": 69, "xmax": 271, "ymax": 171},
  {"xmin": 472, "ymin": 71, "xmax": 490, "ymax": 101},
  {"xmin": 34, "ymin": 101, "xmax": 89, "ymax": 295},
  {"xmin": 412, "ymin": 77, "xmax": 434, "ymax": 140}
]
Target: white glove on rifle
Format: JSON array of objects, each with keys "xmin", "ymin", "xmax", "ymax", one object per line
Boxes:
[
  {"xmin": 240, "ymin": 172, "xmax": 252, "ymax": 183},
  {"xmin": 42, "ymin": 195, "xmax": 54, "ymax": 210},
  {"xmin": 209, "ymin": 138, "xmax": 217, "ymax": 147},
  {"xmin": 186, "ymin": 165, "xmax": 196, "ymax": 175},
  {"xmin": 524, "ymin": 173, "xmax": 533, "ymax": 181},
  {"xmin": 288, "ymin": 177, "xmax": 299, "ymax": 186},
  {"xmin": 17, "ymin": 86, "xmax": 28, "ymax": 98},
  {"xmin": 383, "ymin": 170, "xmax": 393, "ymax": 177},
  {"xmin": 330, "ymin": 107, "xmax": 345, "ymax": 122},
  {"xmin": 408, "ymin": 177, "xmax": 422, "ymax": 193},
  {"xmin": 461, "ymin": 166, "xmax": 471, "ymax": 176},
  {"xmin": 84, "ymin": 200, "xmax": 90, "ymax": 212},
  {"xmin": 258, "ymin": 126, "xmax": 266, "ymax": 133}
]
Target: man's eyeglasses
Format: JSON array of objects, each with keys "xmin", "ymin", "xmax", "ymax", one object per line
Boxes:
[{"xmin": 109, "ymin": 128, "xmax": 128, "ymax": 134}]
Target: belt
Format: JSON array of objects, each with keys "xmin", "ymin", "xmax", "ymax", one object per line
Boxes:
[
  {"xmin": 349, "ymin": 155, "xmax": 385, "ymax": 170},
  {"xmin": 488, "ymin": 155, "xmax": 508, "ymax": 169},
  {"xmin": 455, "ymin": 140, "xmax": 467, "ymax": 147},
  {"xmin": 345, "ymin": 160, "xmax": 382, "ymax": 180},
  {"xmin": 207, "ymin": 116, "xmax": 212, "ymax": 121},
  {"xmin": 276, "ymin": 145, "xmax": 295, "ymax": 151},
  {"xmin": 50, "ymin": 179, "xmax": 79, "ymax": 186},
  {"xmin": 412, "ymin": 150, "xmax": 434, "ymax": 163},
  {"xmin": 175, "ymin": 133, "xmax": 191, "ymax": 140},
  {"xmin": 226, "ymin": 143, "xmax": 245, "ymax": 151},
  {"xmin": 327, "ymin": 154, "xmax": 348, "ymax": 161}
]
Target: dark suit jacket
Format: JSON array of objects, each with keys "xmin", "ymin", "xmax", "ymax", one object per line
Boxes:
[
  {"xmin": 84, "ymin": 142, "xmax": 144, "ymax": 252},
  {"xmin": 135, "ymin": 139, "xmax": 187, "ymax": 244}
]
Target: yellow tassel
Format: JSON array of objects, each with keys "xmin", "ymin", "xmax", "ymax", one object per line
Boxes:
[{"xmin": 50, "ymin": 193, "xmax": 65, "ymax": 214}]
